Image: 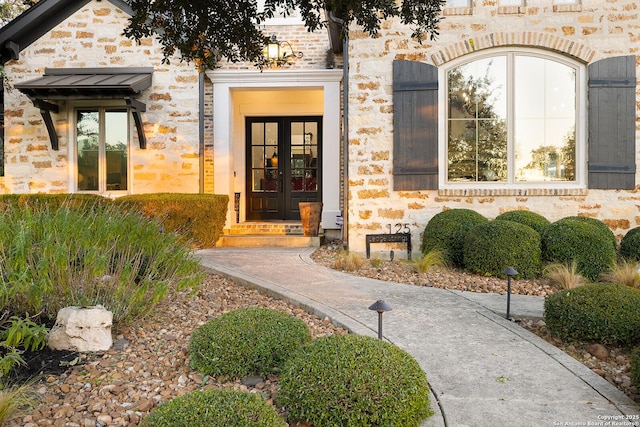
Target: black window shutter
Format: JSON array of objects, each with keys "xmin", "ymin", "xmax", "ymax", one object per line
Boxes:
[
  {"xmin": 393, "ymin": 60, "xmax": 439, "ymax": 191},
  {"xmin": 588, "ymin": 55, "xmax": 636, "ymax": 189}
]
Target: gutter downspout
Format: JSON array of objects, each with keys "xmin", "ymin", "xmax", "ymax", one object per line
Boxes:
[
  {"xmin": 328, "ymin": 11, "xmax": 349, "ymax": 249},
  {"xmin": 198, "ymin": 71, "xmax": 205, "ymax": 193}
]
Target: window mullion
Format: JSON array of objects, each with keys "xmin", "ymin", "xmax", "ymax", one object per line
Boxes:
[
  {"xmin": 507, "ymin": 53, "xmax": 516, "ymax": 184},
  {"xmin": 98, "ymin": 108, "xmax": 106, "ymax": 193}
]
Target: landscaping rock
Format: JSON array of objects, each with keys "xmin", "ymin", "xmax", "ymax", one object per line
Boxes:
[
  {"xmin": 47, "ymin": 305, "xmax": 113, "ymax": 352},
  {"xmin": 586, "ymin": 343, "xmax": 610, "ymax": 360}
]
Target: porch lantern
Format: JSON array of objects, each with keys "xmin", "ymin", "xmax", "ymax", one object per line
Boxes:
[{"xmin": 263, "ymin": 34, "xmax": 303, "ymax": 68}]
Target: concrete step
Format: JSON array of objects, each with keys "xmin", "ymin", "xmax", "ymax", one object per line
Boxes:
[{"xmin": 217, "ymin": 234, "xmax": 321, "ymax": 248}]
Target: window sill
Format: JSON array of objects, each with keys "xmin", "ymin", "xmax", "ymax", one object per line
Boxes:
[
  {"xmin": 553, "ymin": 4, "xmax": 582, "ymax": 12},
  {"xmin": 443, "ymin": 7, "xmax": 473, "ymax": 16},
  {"xmin": 498, "ymin": 6, "xmax": 526, "ymax": 14},
  {"xmin": 438, "ymin": 187, "xmax": 588, "ymax": 197}
]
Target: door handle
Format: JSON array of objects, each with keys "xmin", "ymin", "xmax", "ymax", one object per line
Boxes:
[{"xmin": 279, "ymin": 172, "xmax": 284, "ymax": 193}]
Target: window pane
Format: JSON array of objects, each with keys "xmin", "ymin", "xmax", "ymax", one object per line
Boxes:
[
  {"xmin": 77, "ymin": 110, "xmax": 99, "ymax": 191},
  {"xmin": 514, "ymin": 56, "xmax": 576, "ymax": 182},
  {"xmin": 105, "ymin": 111, "xmax": 128, "ymax": 191},
  {"xmin": 447, "ymin": 57, "xmax": 507, "ymax": 182}
]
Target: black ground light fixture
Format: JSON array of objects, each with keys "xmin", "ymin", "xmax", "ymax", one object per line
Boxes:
[
  {"xmin": 502, "ymin": 267, "xmax": 518, "ymax": 320},
  {"xmin": 369, "ymin": 300, "xmax": 392, "ymax": 340}
]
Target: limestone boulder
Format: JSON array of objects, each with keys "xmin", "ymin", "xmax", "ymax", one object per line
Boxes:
[{"xmin": 47, "ymin": 305, "xmax": 113, "ymax": 352}]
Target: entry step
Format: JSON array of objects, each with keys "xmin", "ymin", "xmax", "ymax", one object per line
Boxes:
[
  {"xmin": 226, "ymin": 222, "xmax": 304, "ymax": 236},
  {"xmin": 216, "ymin": 234, "xmax": 321, "ymax": 248}
]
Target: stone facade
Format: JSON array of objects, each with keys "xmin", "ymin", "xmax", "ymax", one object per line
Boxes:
[
  {"xmin": 2, "ymin": 1, "xmax": 201, "ymax": 195},
  {"xmin": 346, "ymin": 0, "xmax": 640, "ymax": 253}
]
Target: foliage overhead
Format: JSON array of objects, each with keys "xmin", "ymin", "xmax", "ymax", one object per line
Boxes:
[
  {"xmin": 123, "ymin": 0, "xmax": 445, "ymax": 70},
  {"xmin": 0, "ymin": 0, "xmax": 37, "ymax": 26}
]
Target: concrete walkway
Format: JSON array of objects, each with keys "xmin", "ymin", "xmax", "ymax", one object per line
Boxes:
[{"xmin": 196, "ymin": 247, "xmax": 640, "ymax": 427}]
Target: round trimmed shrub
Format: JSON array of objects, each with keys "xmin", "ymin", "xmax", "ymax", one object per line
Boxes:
[
  {"xmin": 561, "ymin": 216, "xmax": 616, "ymax": 247},
  {"xmin": 277, "ymin": 334, "xmax": 433, "ymax": 427},
  {"xmin": 544, "ymin": 283, "xmax": 640, "ymax": 345},
  {"xmin": 188, "ymin": 307, "xmax": 311, "ymax": 379},
  {"xmin": 621, "ymin": 227, "xmax": 640, "ymax": 261},
  {"xmin": 463, "ymin": 220, "xmax": 541, "ymax": 278},
  {"xmin": 541, "ymin": 217, "xmax": 617, "ymax": 281},
  {"xmin": 420, "ymin": 209, "xmax": 488, "ymax": 267},
  {"xmin": 140, "ymin": 389, "xmax": 286, "ymax": 427},
  {"xmin": 494, "ymin": 210, "xmax": 550, "ymax": 235}
]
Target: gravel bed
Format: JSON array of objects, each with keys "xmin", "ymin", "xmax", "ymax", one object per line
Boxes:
[{"xmin": 11, "ymin": 274, "xmax": 346, "ymax": 427}]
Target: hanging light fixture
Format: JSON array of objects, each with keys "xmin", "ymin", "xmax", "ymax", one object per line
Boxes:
[{"xmin": 262, "ymin": 34, "xmax": 303, "ymax": 68}]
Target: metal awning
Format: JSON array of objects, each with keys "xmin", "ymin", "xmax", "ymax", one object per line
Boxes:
[{"xmin": 15, "ymin": 67, "xmax": 153, "ymax": 150}]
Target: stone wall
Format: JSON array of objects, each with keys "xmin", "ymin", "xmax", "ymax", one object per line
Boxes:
[
  {"xmin": 2, "ymin": 0, "xmax": 201, "ymax": 195},
  {"xmin": 347, "ymin": 0, "xmax": 640, "ymax": 253}
]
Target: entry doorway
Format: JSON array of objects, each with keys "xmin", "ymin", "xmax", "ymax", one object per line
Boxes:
[{"xmin": 246, "ymin": 116, "xmax": 322, "ymax": 220}]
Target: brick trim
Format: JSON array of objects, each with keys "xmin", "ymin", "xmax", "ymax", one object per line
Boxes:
[{"xmin": 431, "ymin": 32, "xmax": 595, "ymax": 66}]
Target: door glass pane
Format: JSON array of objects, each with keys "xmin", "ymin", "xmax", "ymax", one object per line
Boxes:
[
  {"xmin": 105, "ymin": 111, "xmax": 128, "ymax": 191},
  {"xmin": 77, "ymin": 110, "xmax": 99, "ymax": 191},
  {"xmin": 265, "ymin": 122, "xmax": 278, "ymax": 192},
  {"xmin": 304, "ymin": 121, "xmax": 318, "ymax": 191},
  {"xmin": 514, "ymin": 56, "xmax": 576, "ymax": 182},
  {"xmin": 290, "ymin": 121, "xmax": 318, "ymax": 192}
]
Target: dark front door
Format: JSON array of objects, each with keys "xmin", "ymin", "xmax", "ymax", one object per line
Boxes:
[{"xmin": 246, "ymin": 116, "xmax": 322, "ymax": 220}]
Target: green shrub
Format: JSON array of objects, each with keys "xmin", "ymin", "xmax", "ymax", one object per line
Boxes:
[
  {"xmin": 0, "ymin": 312, "xmax": 49, "ymax": 377},
  {"xmin": 188, "ymin": 308, "xmax": 311, "ymax": 379},
  {"xmin": 0, "ymin": 203, "xmax": 203, "ymax": 324},
  {"xmin": 0, "ymin": 194, "xmax": 111, "ymax": 212},
  {"xmin": 541, "ymin": 217, "xmax": 617, "ymax": 281},
  {"xmin": 463, "ymin": 220, "xmax": 541, "ymax": 278},
  {"xmin": 620, "ymin": 227, "xmax": 640, "ymax": 261},
  {"xmin": 561, "ymin": 216, "xmax": 616, "ymax": 247},
  {"xmin": 140, "ymin": 389, "xmax": 286, "ymax": 427},
  {"xmin": 631, "ymin": 348, "xmax": 640, "ymax": 390},
  {"xmin": 544, "ymin": 283, "xmax": 640, "ymax": 345},
  {"xmin": 494, "ymin": 210, "xmax": 550, "ymax": 235},
  {"xmin": 420, "ymin": 209, "xmax": 488, "ymax": 267},
  {"xmin": 114, "ymin": 193, "xmax": 228, "ymax": 249},
  {"xmin": 277, "ymin": 334, "xmax": 433, "ymax": 427}
]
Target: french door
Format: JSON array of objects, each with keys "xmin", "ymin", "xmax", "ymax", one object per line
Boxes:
[{"xmin": 246, "ymin": 116, "xmax": 322, "ymax": 220}]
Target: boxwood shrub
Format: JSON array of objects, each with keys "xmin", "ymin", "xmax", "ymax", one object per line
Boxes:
[
  {"xmin": 140, "ymin": 389, "xmax": 286, "ymax": 427},
  {"xmin": 277, "ymin": 334, "xmax": 433, "ymax": 427},
  {"xmin": 494, "ymin": 210, "xmax": 550, "ymax": 235},
  {"xmin": 463, "ymin": 220, "xmax": 541, "ymax": 278},
  {"xmin": 544, "ymin": 283, "xmax": 640, "ymax": 345},
  {"xmin": 188, "ymin": 307, "xmax": 311, "ymax": 379},
  {"xmin": 114, "ymin": 193, "xmax": 228, "ymax": 249},
  {"xmin": 621, "ymin": 227, "xmax": 640, "ymax": 261},
  {"xmin": 420, "ymin": 209, "xmax": 488, "ymax": 267},
  {"xmin": 560, "ymin": 216, "xmax": 617, "ymax": 248},
  {"xmin": 541, "ymin": 217, "xmax": 617, "ymax": 281}
]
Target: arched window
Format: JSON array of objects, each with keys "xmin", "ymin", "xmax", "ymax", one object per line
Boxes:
[{"xmin": 443, "ymin": 50, "xmax": 585, "ymax": 187}]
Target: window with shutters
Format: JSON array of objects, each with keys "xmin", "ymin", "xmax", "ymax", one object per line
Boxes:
[{"xmin": 442, "ymin": 49, "xmax": 586, "ymax": 188}]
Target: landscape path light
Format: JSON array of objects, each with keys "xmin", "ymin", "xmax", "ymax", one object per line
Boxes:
[
  {"xmin": 502, "ymin": 267, "xmax": 518, "ymax": 321},
  {"xmin": 368, "ymin": 300, "xmax": 392, "ymax": 340}
]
